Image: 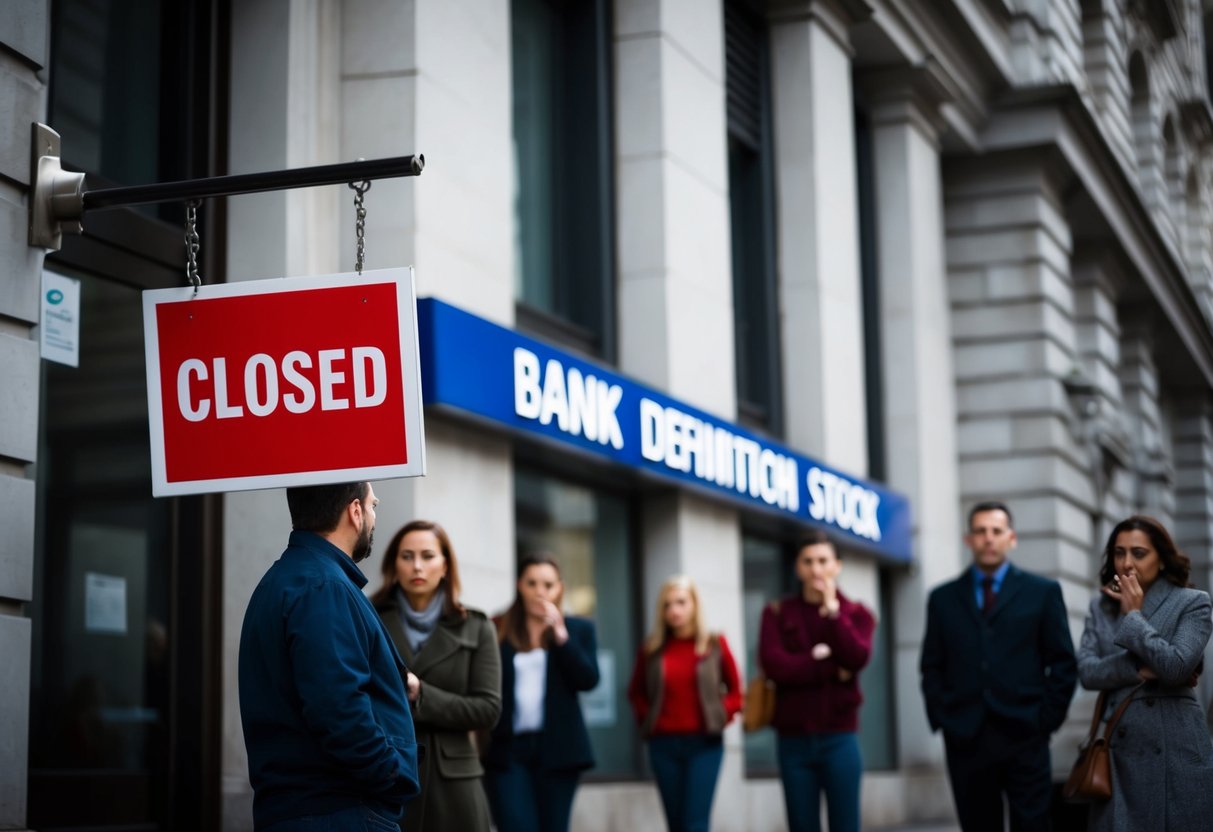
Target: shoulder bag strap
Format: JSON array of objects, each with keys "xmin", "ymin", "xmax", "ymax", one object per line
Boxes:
[
  {"xmin": 1100, "ymin": 680, "xmax": 1147, "ymax": 741},
  {"xmin": 1080, "ymin": 689, "xmax": 1109, "ymax": 746}
]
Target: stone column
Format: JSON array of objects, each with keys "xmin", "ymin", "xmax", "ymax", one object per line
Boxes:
[
  {"xmin": 944, "ymin": 154, "xmax": 1095, "ymax": 778},
  {"xmin": 613, "ymin": 3, "xmax": 745, "ymax": 828},
  {"xmin": 338, "ymin": 0, "xmax": 518, "ymax": 609},
  {"xmin": 1072, "ymin": 252, "xmax": 1132, "ymax": 531},
  {"xmin": 0, "ymin": 3, "xmax": 47, "ymax": 826},
  {"xmin": 1080, "ymin": 5, "xmax": 1133, "ymax": 171},
  {"xmin": 859, "ymin": 67, "xmax": 961, "ymax": 794},
  {"xmin": 1117, "ymin": 319, "xmax": 1174, "ymax": 525},
  {"xmin": 1172, "ymin": 395, "xmax": 1213, "ymax": 715},
  {"xmin": 768, "ymin": 0, "xmax": 868, "ymax": 474},
  {"xmin": 223, "ymin": 4, "xmax": 518, "ymax": 828},
  {"xmin": 1173, "ymin": 397, "xmax": 1213, "ymax": 591}
]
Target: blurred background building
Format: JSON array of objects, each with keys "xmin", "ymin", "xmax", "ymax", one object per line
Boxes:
[{"xmin": 4, "ymin": 0, "xmax": 1213, "ymax": 829}]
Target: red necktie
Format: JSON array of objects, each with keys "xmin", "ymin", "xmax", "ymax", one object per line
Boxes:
[{"xmin": 982, "ymin": 577, "xmax": 996, "ymax": 614}]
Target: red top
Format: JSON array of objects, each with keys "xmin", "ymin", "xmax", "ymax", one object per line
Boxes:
[
  {"xmin": 758, "ymin": 592, "xmax": 875, "ymax": 734},
  {"xmin": 627, "ymin": 634, "xmax": 743, "ymax": 735}
]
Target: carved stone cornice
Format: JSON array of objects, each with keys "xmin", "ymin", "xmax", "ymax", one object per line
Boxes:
[
  {"xmin": 856, "ymin": 59, "xmax": 953, "ymax": 144},
  {"xmin": 766, "ymin": 0, "xmax": 875, "ymax": 56},
  {"xmin": 979, "ymin": 84, "xmax": 1213, "ymax": 389}
]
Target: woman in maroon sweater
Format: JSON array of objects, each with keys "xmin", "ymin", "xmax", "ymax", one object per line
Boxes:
[
  {"xmin": 758, "ymin": 531, "xmax": 875, "ymax": 832},
  {"xmin": 627, "ymin": 575, "xmax": 742, "ymax": 832}
]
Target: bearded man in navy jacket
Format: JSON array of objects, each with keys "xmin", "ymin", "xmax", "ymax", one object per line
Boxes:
[
  {"xmin": 239, "ymin": 482, "xmax": 419, "ymax": 831},
  {"xmin": 920, "ymin": 501, "xmax": 1077, "ymax": 832}
]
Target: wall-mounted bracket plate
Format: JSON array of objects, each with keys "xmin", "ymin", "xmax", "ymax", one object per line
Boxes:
[{"xmin": 29, "ymin": 123, "xmax": 86, "ymax": 250}]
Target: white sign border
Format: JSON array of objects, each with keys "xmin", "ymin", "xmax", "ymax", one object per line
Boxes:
[{"xmin": 143, "ymin": 267, "xmax": 427, "ymax": 497}]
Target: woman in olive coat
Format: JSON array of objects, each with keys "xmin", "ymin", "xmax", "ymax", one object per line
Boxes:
[
  {"xmin": 1077, "ymin": 515, "xmax": 1213, "ymax": 832},
  {"xmin": 372, "ymin": 520, "xmax": 501, "ymax": 832}
]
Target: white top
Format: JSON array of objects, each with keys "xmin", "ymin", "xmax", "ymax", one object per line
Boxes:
[{"xmin": 512, "ymin": 649, "xmax": 548, "ymax": 733}]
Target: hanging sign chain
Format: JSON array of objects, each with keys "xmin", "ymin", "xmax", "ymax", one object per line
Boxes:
[
  {"xmin": 184, "ymin": 200, "xmax": 202, "ymax": 294},
  {"xmin": 348, "ymin": 180, "xmax": 372, "ymax": 274}
]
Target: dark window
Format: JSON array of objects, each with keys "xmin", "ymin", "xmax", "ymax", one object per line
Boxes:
[
  {"xmin": 725, "ymin": 0, "xmax": 782, "ymax": 433},
  {"xmin": 511, "ymin": 0, "xmax": 615, "ymax": 358},
  {"xmin": 854, "ymin": 108, "xmax": 885, "ymax": 481},
  {"xmin": 30, "ymin": 3, "xmax": 227, "ymax": 830},
  {"xmin": 514, "ymin": 467, "xmax": 640, "ymax": 778}
]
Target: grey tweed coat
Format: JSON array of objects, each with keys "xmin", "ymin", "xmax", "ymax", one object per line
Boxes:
[{"xmin": 1076, "ymin": 579, "xmax": 1213, "ymax": 832}]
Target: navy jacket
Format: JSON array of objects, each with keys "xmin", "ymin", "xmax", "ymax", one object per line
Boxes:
[
  {"xmin": 485, "ymin": 615, "xmax": 600, "ymax": 773},
  {"xmin": 920, "ymin": 563, "xmax": 1077, "ymax": 740},
  {"xmin": 239, "ymin": 531, "xmax": 420, "ymax": 829}
]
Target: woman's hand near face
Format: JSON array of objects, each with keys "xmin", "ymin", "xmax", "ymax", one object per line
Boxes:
[
  {"xmin": 531, "ymin": 599, "xmax": 569, "ymax": 645},
  {"xmin": 1117, "ymin": 571, "xmax": 1145, "ymax": 614}
]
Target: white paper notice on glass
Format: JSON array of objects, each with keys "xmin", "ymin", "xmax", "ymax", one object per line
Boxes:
[
  {"xmin": 85, "ymin": 572, "xmax": 127, "ymax": 634},
  {"xmin": 41, "ymin": 271, "xmax": 81, "ymax": 367},
  {"xmin": 579, "ymin": 649, "xmax": 615, "ymax": 728}
]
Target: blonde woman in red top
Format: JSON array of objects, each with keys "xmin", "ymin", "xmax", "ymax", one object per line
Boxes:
[{"xmin": 627, "ymin": 575, "xmax": 743, "ymax": 832}]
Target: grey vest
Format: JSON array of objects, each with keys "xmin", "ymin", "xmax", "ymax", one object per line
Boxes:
[{"xmin": 640, "ymin": 636, "xmax": 728, "ymax": 737}]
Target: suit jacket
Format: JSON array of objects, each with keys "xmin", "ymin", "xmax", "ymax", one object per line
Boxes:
[
  {"xmin": 1077, "ymin": 580, "xmax": 1213, "ymax": 832},
  {"xmin": 484, "ymin": 615, "xmax": 600, "ymax": 773},
  {"xmin": 920, "ymin": 563, "xmax": 1077, "ymax": 741},
  {"xmin": 377, "ymin": 600, "xmax": 501, "ymax": 832}
]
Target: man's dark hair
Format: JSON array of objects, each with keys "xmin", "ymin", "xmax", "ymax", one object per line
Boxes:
[
  {"xmin": 286, "ymin": 482, "xmax": 369, "ymax": 533},
  {"xmin": 795, "ymin": 529, "xmax": 838, "ymax": 557},
  {"xmin": 968, "ymin": 501, "xmax": 1013, "ymax": 531}
]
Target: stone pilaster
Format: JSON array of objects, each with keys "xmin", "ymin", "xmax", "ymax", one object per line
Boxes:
[
  {"xmin": 0, "ymin": 2, "xmax": 47, "ymax": 826},
  {"xmin": 858, "ymin": 66, "xmax": 959, "ymax": 779},
  {"xmin": 1117, "ymin": 319, "xmax": 1175, "ymax": 525},
  {"xmin": 768, "ymin": 0, "xmax": 868, "ymax": 474}
]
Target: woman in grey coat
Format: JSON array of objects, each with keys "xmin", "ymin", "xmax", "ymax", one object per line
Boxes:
[
  {"xmin": 1077, "ymin": 515, "xmax": 1213, "ymax": 832},
  {"xmin": 371, "ymin": 520, "xmax": 501, "ymax": 832}
]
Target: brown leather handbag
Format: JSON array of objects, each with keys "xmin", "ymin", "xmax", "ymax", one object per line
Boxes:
[
  {"xmin": 742, "ymin": 673, "xmax": 776, "ymax": 732},
  {"xmin": 1062, "ymin": 681, "xmax": 1145, "ymax": 803},
  {"xmin": 744, "ymin": 601, "xmax": 781, "ymax": 733}
]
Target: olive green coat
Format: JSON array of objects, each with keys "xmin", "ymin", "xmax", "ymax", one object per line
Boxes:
[{"xmin": 377, "ymin": 601, "xmax": 502, "ymax": 832}]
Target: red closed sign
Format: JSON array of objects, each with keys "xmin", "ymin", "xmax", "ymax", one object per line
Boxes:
[{"xmin": 142, "ymin": 269, "xmax": 426, "ymax": 496}]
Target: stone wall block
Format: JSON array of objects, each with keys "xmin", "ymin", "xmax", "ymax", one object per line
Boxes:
[
  {"xmin": 0, "ymin": 56, "xmax": 41, "ymax": 186},
  {"xmin": 0, "ymin": 475, "xmax": 34, "ymax": 601},
  {"xmin": 0, "ymin": 334, "xmax": 38, "ymax": 463},
  {"xmin": 0, "ymin": 196, "xmax": 43, "ymax": 324}
]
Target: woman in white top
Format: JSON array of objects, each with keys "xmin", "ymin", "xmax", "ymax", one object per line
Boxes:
[{"xmin": 483, "ymin": 554, "xmax": 600, "ymax": 832}]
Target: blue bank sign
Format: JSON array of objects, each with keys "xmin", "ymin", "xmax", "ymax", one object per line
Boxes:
[{"xmin": 417, "ymin": 299, "xmax": 913, "ymax": 562}]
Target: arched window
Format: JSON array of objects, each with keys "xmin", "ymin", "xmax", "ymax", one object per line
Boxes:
[
  {"xmin": 1162, "ymin": 115, "xmax": 1183, "ymax": 244},
  {"xmin": 1129, "ymin": 52, "xmax": 1158, "ymax": 199},
  {"xmin": 1185, "ymin": 169, "xmax": 1209, "ymax": 274}
]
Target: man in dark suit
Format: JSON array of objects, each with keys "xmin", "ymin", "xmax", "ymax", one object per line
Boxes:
[{"xmin": 920, "ymin": 501, "xmax": 1077, "ymax": 831}]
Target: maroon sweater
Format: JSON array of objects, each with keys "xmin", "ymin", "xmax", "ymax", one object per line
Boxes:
[{"xmin": 758, "ymin": 592, "xmax": 875, "ymax": 735}]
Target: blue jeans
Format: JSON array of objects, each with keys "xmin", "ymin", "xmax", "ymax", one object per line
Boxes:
[
  {"xmin": 776, "ymin": 733, "xmax": 863, "ymax": 832},
  {"xmin": 484, "ymin": 733, "xmax": 580, "ymax": 832},
  {"xmin": 260, "ymin": 805, "xmax": 400, "ymax": 832},
  {"xmin": 647, "ymin": 734, "xmax": 724, "ymax": 832}
]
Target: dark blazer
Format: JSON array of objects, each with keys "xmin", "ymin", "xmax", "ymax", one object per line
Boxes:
[
  {"xmin": 484, "ymin": 615, "xmax": 600, "ymax": 773},
  {"xmin": 920, "ymin": 563, "xmax": 1077, "ymax": 741},
  {"xmin": 376, "ymin": 599, "xmax": 501, "ymax": 832}
]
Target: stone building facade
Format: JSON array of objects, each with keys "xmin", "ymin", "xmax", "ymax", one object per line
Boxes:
[{"xmin": 3, "ymin": 1, "xmax": 1213, "ymax": 830}]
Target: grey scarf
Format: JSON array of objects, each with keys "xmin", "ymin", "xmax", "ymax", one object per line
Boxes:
[{"xmin": 396, "ymin": 585, "xmax": 445, "ymax": 654}]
